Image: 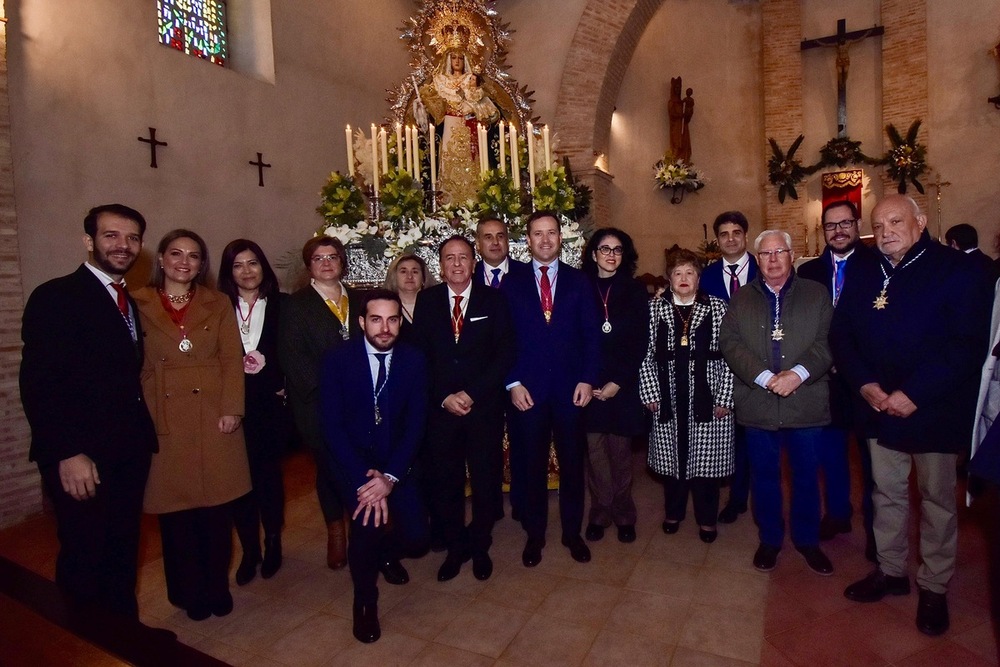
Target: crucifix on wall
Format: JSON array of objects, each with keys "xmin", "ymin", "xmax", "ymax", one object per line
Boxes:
[
  {"xmin": 249, "ymin": 152, "xmax": 271, "ymax": 187},
  {"xmin": 801, "ymin": 19, "xmax": 884, "ymax": 138}
]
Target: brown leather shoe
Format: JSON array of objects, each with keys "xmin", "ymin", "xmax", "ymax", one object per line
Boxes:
[{"xmin": 327, "ymin": 519, "xmax": 348, "ymax": 570}]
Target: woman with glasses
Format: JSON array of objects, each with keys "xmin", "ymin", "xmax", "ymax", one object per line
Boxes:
[
  {"xmin": 580, "ymin": 228, "xmax": 649, "ymax": 543},
  {"xmin": 639, "ymin": 249, "xmax": 733, "ymax": 543},
  {"xmin": 278, "ymin": 236, "xmax": 360, "ymax": 571}
]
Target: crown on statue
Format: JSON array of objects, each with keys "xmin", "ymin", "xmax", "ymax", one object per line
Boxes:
[{"xmin": 427, "ymin": 3, "xmax": 486, "ymax": 59}]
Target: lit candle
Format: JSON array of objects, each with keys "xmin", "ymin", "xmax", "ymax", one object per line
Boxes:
[
  {"xmin": 509, "ymin": 124, "xmax": 520, "ymax": 190},
  {"xmin": 543, "ymin": 125, "xmax": 551, "ymax": 171},
  {"xmin": 408, "ymin": 126, "xmax": 417, "ymax": 178},
  {"xmin": 429, "ymin": 130, "xmax": 437, "ymax": 191},
  {"xmin": 526, "ymin": 122, "xmax": 536, "ymax": 192},
  {"xmin": 395, "ymin": 123, "xmax": 404, "ymax": 172},
  {"xmin": 477, "ymin": 124, "xmax": 487, "ymax": 174},
  {"xmin": 380, "ymin": 128, "xmax": 388, "ymax": 175},
  {"xmin": 370, "ymin": 124, "xmax": 379, "ymax": 193},
  {"xmin": 498, "ymin": 121, "xmax": 506, "ymax": 176},
  {"xmin": 345, "ymin": 125, "xmax": 355, "ymax": 177}
]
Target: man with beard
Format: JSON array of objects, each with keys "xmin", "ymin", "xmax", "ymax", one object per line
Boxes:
[
  {"xmin": 474, "ymin": 216, "xmax": 532, "ymax": 288},
  {"xmin": 798, "ymin": 200, "xmax": 880, "ymax": 560},
  {"xmin": 833, "ymin": 194, "xmax": 993, "ymax": 636},
  {"xmin": 20, "ymin": 204, "xmax": 158, "ymax": 619},
  {"xmin": 319, "ymin": 289, "xmax": 429, "ymax": 643}
]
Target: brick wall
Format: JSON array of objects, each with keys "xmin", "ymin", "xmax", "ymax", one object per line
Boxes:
[{"xmin": 0, "ymin": 13, "xmax": 39, "ymax": 528}]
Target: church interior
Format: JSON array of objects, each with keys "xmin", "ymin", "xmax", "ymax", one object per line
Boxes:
[{"xmin": 1, "ymin": 0, "xmax": 999, "ymax": 664}]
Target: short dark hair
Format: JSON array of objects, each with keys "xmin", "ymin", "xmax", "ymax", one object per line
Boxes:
[
  {"xmin": 581, "ymin": 227, "xmax": 639, "ymax": 278},
  {"xmin": 945, "ymin": 223, "xmax": 978, "ymax": 251},
  {"xmin": 217, "ymin": 239, "xmax": 281, "ymax": 304},
  {"xmin": 438, "ymin": 234, "xmax": 475, "ymax": 259},
  {"xmin": 150, "ymin": 229, "xmax": 211, "ymax": 289},
  {"xmin": 712, "ymin": 210, "xmax": 749, "ymax": 237},
  {"xmin": 475, "ymin": 215, "xmax": 505, "ymax": 235},
  {"xmin": 822, "ymin": 199, "xmax": 859, "ymax": 222},
  {"xmin": 301, "ymin": 236, "xmax": 348, "ymax": 277},
  {"xmin": 664, "ymin": 248, "xmax": 704, "ymax": 277},
  {"xmin": 84, "ymin": 204, "xmax": 147, "ymax": 238},
  {"xmin": 360, "ymin": 288, "xmax": 402, "ymax": 317},
  {"xmin": 526, "ymin": 210, "xmax": 560, "ymax": 234},
  {"xmin": 384, "ymin": 253, "xmax": 433, "ymax": 292}
]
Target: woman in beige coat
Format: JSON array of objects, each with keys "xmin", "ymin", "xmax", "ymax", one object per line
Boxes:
[{"xmin": 133, "ymin": 229, "xmax": 250, "ymax": 621}]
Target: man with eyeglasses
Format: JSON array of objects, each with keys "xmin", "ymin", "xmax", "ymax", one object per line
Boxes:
[
  {"xmin": 702, "ymin": 211, "xmax": 758, "ymax": 525},
  {"xmin": 831, "ymin": 194, "xmax": 992, "ymax": 636},
  {"xmin": 720, "ymin": 230, "xmax": 835, "ymax": 576},
  {"xmin": 798, "ymin": 200, "xmax": 880, "ymax": 562}
]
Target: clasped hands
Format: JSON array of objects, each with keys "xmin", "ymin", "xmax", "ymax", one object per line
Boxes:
[
  {"xmin": 510, "ymin": 383, "xmax": 593, "ymax": 411},
  {"xmin": 860, "ymin": 383, "xmax": 917, "ymax": 417},
  {"xmin": 766, "ymin": 371, "xmax": 802, "ymax": 397},
  {"xmin": 354, "ymin": 469, "xmax": 394, "ymax": 527}
]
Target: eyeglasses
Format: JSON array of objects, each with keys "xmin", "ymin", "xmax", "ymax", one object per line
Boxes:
[
  {"xmin": 311, "ymin": 254, "xmax": 340, "ymax": 264},
  {"xmin": 822, "ymin": 219, "xmax": 858, "ymax": 231},
  {"xmin": 597, "ymin": 246, "xmax": 624, "ymax": 256},
  {"xmin": 757, "ymin": 248, "xmax": 791, "ymax": 260}
]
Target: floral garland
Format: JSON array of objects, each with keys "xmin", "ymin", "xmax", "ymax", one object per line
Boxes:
[{"xmin": 766, "ymin": 119, "xmax": 928, "ymax": 203}]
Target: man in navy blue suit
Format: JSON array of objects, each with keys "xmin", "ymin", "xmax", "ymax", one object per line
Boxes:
[
  {"xmin": 701, "ymin": 211, "xmax": 757, "ymax": 524},
  {"xmin": 502, "ymin": 211, "xmax": 601, "ymax": 567},
  {"xmin": 474, "ymin": 216, "xmax": 532, "ymax": 287},
  {"xmin": 319, "ymin": 289, "xmax": 429, "ymax": 643}
]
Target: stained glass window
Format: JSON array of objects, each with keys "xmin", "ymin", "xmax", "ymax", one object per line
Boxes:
[{"xmin": 157, "ymin": 0, "xmax": 228, "ymax": 67}]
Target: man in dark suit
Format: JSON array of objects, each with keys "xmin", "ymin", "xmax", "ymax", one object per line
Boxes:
[
  {"xmin": 319, "ymin": 289, "xmax": 429, "ymax": 643},
  {"xmin": 474, "ymin": 216, "xmax": 532, "ymax": 287},
  {"xmin": 20, "ymin": 204, "xmax": 158, "ymax": 619},
  {"xmin": 501, "ymin": 211, "xmax": 601, "ymax": 567},
  {"xmin": 412, "ymin": 235, "xmax": 515, "ymax": 582},
  {"xmin": 798, "ymin": 200, "xmax": 880, "ymax": 561},
  {"xmin": 945, "ymin": 223, "xmax": 997, "ymax": 279},
  {"xmin": 701, "ymin": 210, "xmax": 757, "ymax": 524}
]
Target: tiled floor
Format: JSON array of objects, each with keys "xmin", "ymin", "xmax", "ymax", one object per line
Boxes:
[{"xmin": 1, "ymin": 445, "xmax": 997, "ymax": 666}]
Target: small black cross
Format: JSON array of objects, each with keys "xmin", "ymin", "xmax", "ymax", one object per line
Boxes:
[
  {"xmin": 137, "ymin": 127, "xmax": 168, "ymax": 168},
  {"xmin": 249, "ymin": 152, "xmax": 271, "ymax": 187}
]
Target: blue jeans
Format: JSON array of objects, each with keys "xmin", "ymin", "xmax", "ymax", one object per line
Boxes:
[
  {"xmin": 746, "ymin": 427, "xmax": 822, "ymax": 548},
  {"xmin": 818, "ymin": 426, "xmax": 852, "ymax": 521}
]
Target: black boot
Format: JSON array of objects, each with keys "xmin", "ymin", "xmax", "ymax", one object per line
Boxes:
[
  {"xmin": 261, "ymin": 534, "xmax": 282, "ymax": 579},
  {"xmin": 235, "ymin": 547, "xmax": 260, "ymax": 586}
]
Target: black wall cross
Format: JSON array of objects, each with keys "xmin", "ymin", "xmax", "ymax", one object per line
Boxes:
[
  {"xmin": 137, "ymin": 127, "xmax": 168, "ymax": 168},
  {"xmin": 249, "ymin": 152, "xmax": 271, "ymax": 187}
]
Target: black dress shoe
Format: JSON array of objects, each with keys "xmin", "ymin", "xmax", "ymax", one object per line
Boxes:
[
  {"xmin": 699, "ymin": 528, "xmax": 718, "ymax": 544},
  {"xmin": 795, "ymin": 546, "xmax": 833, "ymax": 576},
  {"xmin": 818, "ymin": 515, "xmax": 852, "ymax": 541},
  {"xmin": 617, "ymin": 525, "xmax": 636, "ymax": 543},
  {"xmin": 916, "ymin": 587, "xmax": 949, "ymax": 636},
  {"xmin": 844, "ymin": 569, "xmax": 910, "ymax": 602},
  {"xmin": 352, "ymin": 602, "xmax": 381, "ymax": 643},
  {"xmin": 585, "ymin": 523, "xmax": 605, "ymax": 541},
  {"xmin": 186, "ymin": 603, "xmax": 211, "ymax": 621},
  {"xmin": 235, "ymin": 553, "xmax": 259, "ymax": 586},
  {"xmin": 437, "ymin": 551, "xmax": 469, "ymax": 582},
  {"xmin": 522, "ymin": 538, "xmax": 544, "ymax": 567},
  {"xmin": 379, "ymin": 558, "xmax": 410, "ymax": 585},
  {"xmin": 752, "ymin": 543, "xmax": 780, "ymax": 572},
  {"xmin": 472, "ymin": 552, "xmax": 493, "ymax": 580},
  {"xmin": 718, "ymin": 503, "xmax": 746, "ymax": 524},
  {"xmin": 561, "ymin": 535, "xmax": 591, "ymax": 563},
  {"xmin": 661, "ymin": 520, "xmax": 680, "ymax": 534},
  {"xmin": 261, "ymin": 535, "xmax": 282, "ymax": 579},
  {"xmin": 211, "ymin": 592, "xmax": 234, "ymax": 617}
]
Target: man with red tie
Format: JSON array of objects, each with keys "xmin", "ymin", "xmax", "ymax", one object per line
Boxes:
[
  {"xmin": 501, "ymin": 211, "xmax": 602, "ymax": 567},
  {"xmin": 20, "ymin": 204, "xmax": 158, "ymax": 619}
]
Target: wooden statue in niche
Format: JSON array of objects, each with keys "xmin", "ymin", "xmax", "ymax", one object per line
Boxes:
[{"xmin": 667, "ymin": 77, "xmax": 694, "ymax": 163}]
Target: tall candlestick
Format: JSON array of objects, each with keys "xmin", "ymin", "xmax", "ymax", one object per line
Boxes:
[
  {"xmin": 543, "ymin": 125, "xmax": 551, "ymax": 171},
  {"xmin": 409, "ymin": 126, "xmax": 418, "ymax": 178},
  {"xmin": 379, "ymin": 128, "xmax": 388, "ymax": 175},
  {"xmin": 477, "ymin": 124, "xmax": 486, "ymax": 174},
  {"xmin": 370, "ymin": 124, "xmax": 379, "ymax": 193},
  {"xmin": 429, "ymin": 130, "xmax": 437, "ymax": 191},
  {"xmin": 498, "ymin": 121, "xmax": 506, "ymax": 176},
  {"xmin": 345, "ymin": 125, "xmax": 355, "ymax": 176},
  {"xmin": 509, "ymin": 125, "xmax": 520, "ymax": 190},
  {"xmin": 395, "ymin": 123, "xmax": 404, "ymax": 172},
  {"xmin": 526, "ymin": 122, "xmax": 536, "ymax": 192}
]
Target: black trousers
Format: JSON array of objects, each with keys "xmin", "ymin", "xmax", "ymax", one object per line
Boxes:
[
  {"xmin": 159, "ymin": 503, "xmax": 233, "ymax": 611},
  {"xmin": 663, "ymin": 476, "xmax": 721, "ymax": 527},
  {"xmin": 233, "ymin": 411, "xmax": 287, "ymax": 556},
  {"xmin": 39, "ymin": 453, "xmax": 151, "ymax": 620},
  {"xmin": 425, "ymin": 405, "xmax": 504, "ymax": 556}
]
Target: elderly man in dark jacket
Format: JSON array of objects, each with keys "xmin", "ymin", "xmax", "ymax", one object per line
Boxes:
[
  {"xmin": 721, "ymin": 229, "xmax": 834, "ymax": 576},
  {"xmin": 831, "ymin": 194, "xmax": 993, "ymax": 637}
]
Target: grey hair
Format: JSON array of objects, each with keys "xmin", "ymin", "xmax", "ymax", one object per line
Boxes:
[{"xmin": 753, "ymin": 229, "xmax": 793, "ymax": 253}]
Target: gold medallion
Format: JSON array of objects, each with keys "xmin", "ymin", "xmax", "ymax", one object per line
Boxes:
[
  {"xmin": 680, "ymin": 335, "xmax": 689, "ymax": 347},
  {"xmin": 873, "ymin": 290, "xmax": 888, "ymax": 310},
  {"xmin": 544, "ymin": 310, "xmax": 552, "ymax": 324},
  {"xmin": 771, "ymin": 326, "xmax": 784, "ymax": 341}
]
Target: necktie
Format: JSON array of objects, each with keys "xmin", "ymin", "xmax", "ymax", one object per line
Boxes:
[
  {"xmin": 374, "ymin": 353, "xmax": 388, "ymax": 396},
  {"xmin": 728, "ymin": 264, "xmax": 740, "ymax": 296},
  {"xmin": 452, "ymin": 295, "xmax": 464, "ymax": 341},
  {"xmin": 539, "ymin": 266, "xmax": 553, "ymax": 323},
  {"xmin": 833, "ymin": 258, "xmax": 847, "ymax": 306},
  {"xmin": 109, "ymin": 282, "xmax": 129, "ymax": 318},
  {"xmin": 490, "ymin": 268, "xmax": 502, "ymax": 288}
]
